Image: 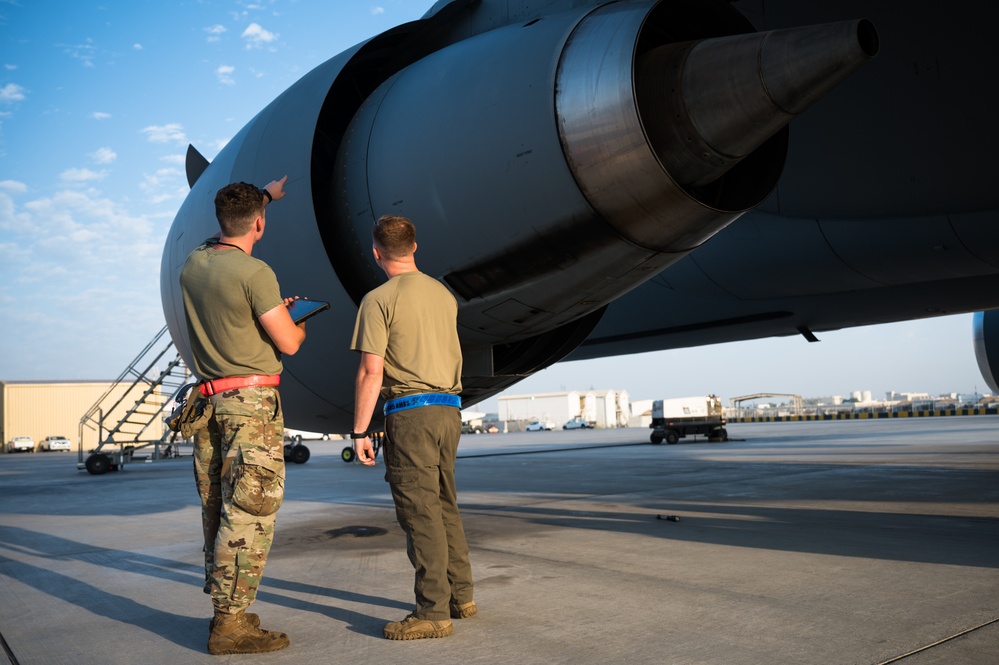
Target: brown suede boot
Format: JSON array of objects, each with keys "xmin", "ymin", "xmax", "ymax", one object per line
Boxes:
[
  {"xmin": 450, "ymin": 601, "xmax": 478, "ymax": 619},
  {"xmin": 383, "ymin": 614, "xmax": 453, "ymax": 640},
  {"xmin": 209, "ymin": 612, "xmax": 259, "ymax": 632},
  {"xmin": 207, "ymin": 611, "xmax": 289, "ymax": 655}
]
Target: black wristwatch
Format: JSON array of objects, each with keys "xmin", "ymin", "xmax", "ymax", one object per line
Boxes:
[
  {"xmin": 261, "ymin": 188, "xmax": 273, "ymax": 203},
  {"xmin": 349, "ymin": 431, "xmax": 368, "ymax": 439}
]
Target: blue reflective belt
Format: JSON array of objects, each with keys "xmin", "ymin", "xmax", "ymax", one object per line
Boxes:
[{"xmin": 384, "ymin": 393, "xmax": 462, "ymax": 416}]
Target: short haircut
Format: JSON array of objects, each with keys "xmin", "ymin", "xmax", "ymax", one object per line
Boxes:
[
  {"xmin": 215, "ymin": 182, "xmax": 265, "ymax": 237},
  {"xmin": 373, "ymin": 215, "xmax": 416, "ymax": 259}
]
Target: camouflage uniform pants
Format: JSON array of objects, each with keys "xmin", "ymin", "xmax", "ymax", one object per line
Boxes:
[
  {"xmin": 193, "ymin": 386, "xmax": 285, "ymax": 614},
  {"xmin": 383, "ymin": 405, "xmax": 473, "ymax": 620}
]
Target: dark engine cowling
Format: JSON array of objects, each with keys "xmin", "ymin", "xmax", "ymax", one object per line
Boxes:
[{"xmin": 161, "ymin": 0, "xmax": 877, "ymax": 431}]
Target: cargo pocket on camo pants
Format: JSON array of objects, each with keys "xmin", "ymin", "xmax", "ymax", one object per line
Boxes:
[{"xmin": 231, "ymin": 461, "xmax": 285, "ymax": 517}]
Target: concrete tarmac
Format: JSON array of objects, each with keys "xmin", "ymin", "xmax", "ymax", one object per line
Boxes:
[{"xmin": 1, "ymin": 417, "xmax": 997, "ymax": 664}]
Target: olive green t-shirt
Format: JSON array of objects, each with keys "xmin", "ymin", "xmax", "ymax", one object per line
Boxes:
[
  {"xmin": 180, "ymin": 243, "xmax": 285, "ymax": 380},
  {"xmin": 351, "ymin": 271, "xmax": 462, "ymax": 400}
]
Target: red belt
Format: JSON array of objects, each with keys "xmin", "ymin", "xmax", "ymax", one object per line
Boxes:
[{"xmin": 200, "ymin": 374, "xmax": 280, "ymax": 396}]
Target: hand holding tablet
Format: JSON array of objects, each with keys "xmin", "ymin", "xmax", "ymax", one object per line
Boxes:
[{"xmin": 287, "ymin": 298, "xmax": 330, "ymax": 324}]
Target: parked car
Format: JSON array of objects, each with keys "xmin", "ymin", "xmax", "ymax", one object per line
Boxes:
[
  {"xmin": 40, "ymin": 436, "xmax": 72, "ymax": 452},
  {"xmin": 563, "ymin": 417, "xmax": 593, "ymax": 430},
  {"xmin": 7, "ymin": 436, "xmax": 35, "ymax": 453},
  {"xmin": 461, "ymin": 423, "xmax": 483, "ymax": 434},
  {"xmin": 525, "ymin": 420, "xmax": 555, "ymax": 431}
]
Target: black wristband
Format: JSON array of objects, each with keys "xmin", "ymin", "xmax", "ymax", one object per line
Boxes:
[
  {"xmin": 349, "ymin": 431, "xmax": 368, "ymax": 439},
  {"xmin": 261, "ymin": 188, "xmax": 273, "ymax": 203}
]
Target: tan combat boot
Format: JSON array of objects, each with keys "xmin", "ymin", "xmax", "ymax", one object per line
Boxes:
[
  {"xmin": 450, "ymin": 601, "xmax": 478, "ymax": 619},
  {"xmin": 209, "ymin": 612, "xmax": 259, "ymax": 632},
  {"xmin": 207, "ymin": 611, "xmax": 289, "ymax": 655},
  {"xmin": 383, "ymin": 614, "xmax": 453, "ymax": 640}
]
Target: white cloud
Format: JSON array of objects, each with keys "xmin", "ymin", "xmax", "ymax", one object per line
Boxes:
[
  {"xmin": 140, "ymin": 167, "xmax": 181, "ymax": 188},
  {"xmin": 141, "ymin": 123, "xmax": 188, "ymax": 145},
  {"xmin": 0, "ymin": 187, "xmax": 167, "ymax": 379},
  {"xmin": 60, "ymin": 168, "xmax": 108, "ymax": 183},
  {"xmin": 4, "ymin": 64, "xmax": 16, "ymax": 71},
  {"xmin": 91, "ymin": 147, "xmax": 117, "ymax": 164},
  {"xmin": 63, "ymin": 40, "xmax": 97, "ymax": 68},
  {"xmin": 216, "ymin": 64, "xmax": 236, "ymax": 85},
  {"xmin": 91, "ymin": 111, "xmax": 111, "ymax": 120},
  {"xmin": 0, "ymin": 83, "xmax": 26, "ymax": 103},
  {"xmin": 242, "ymin": 23, "xmax": 277, "ymax": 49},
  {"xmin": 133, "ymin": 43, "xmax": 143, "ymax": 51},
  {"xmin": 0, "ymin": 180, "xmax": 27, "ymax": 193},
  {"xmin": 206, "ymin": 24, "xmax": 227, "ymax": 36},
  {"xmin": 371, "ymin": 7, "xmax": 386, "ymax": 15},
  {"xmin": 139, "ymin": 167, "xmax": 186, "ymax": 204}
]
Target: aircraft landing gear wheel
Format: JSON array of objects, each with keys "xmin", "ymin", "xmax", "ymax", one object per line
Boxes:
[
  {"xmin": 85, "ymin": 453, "xmax": 112, "ymax": 475},
  {"xmin": 288, "ymin": 444, "xmax": 311, "ymax": 464},
  {"xmin": 665, "ymin": 430, "xmax": 680, "ymax": 445},
  {"xmin": 650, "ymin": 432, "xmax": 664, "ymax": 445},
  {"xmin": 341, "ymin": 447, "xmax": 356, "ymax": 463}
]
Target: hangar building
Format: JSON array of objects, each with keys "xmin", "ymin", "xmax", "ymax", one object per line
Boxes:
[
  {"xmin": 498, "ymin": 390, "xmax": 631, "ymax": 430},
  {"xmin": 1, "ymin": 380, "xmax": 166, "ymax": 454}
]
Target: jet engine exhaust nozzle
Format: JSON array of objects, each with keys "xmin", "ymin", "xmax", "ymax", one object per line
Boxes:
[{"xmin": 637, "ymin": 18, "xmax": 881, "ymax": 189}]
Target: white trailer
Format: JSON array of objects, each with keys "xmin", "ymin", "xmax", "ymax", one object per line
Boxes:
[{"xmin": 649, "ymin": 396, "xmax": 728, "ymax": 444}]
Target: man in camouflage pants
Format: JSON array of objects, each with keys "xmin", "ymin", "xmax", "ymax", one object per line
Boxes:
[
  {"xmin": 193, "ymin": 390, "xmax": 286, "ymax": 602},
  {"xmin": 181, "ymin": 177, "xmax": 308, "ymax": 655}
]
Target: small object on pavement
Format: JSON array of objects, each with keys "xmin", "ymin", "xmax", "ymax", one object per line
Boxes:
[{"xmin": 656, "ymin": 514, "xmax": 681, "ymax": 522}]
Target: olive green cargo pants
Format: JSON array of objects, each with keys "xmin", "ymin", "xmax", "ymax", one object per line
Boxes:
[{"xmin": 383, "ymin": 405, "xmax": 474, "ymax": 620}]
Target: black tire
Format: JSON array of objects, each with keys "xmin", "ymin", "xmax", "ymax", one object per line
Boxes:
[
  {"xmin": 665, "ymin": 430, "xmax": 680, "ymax": 445},
  {"xmin": 650, "ymin": 432, "xmax": 664, "ymax": 445},
  {"xmin": 341, "ymin": 447, "xmax": 356, "ymax": 463},
  {"xmin": 289, "ymin": 445, "xmax": 311, "ymax": 464},
  {"xmin": 85, "ymin": 453, "xmax": 111, "ymax": 475}
]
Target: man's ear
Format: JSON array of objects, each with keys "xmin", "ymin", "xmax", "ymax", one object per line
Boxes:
[{"xmin": 372, "ymin": 245, "xmax": 382, "ymax": 261}]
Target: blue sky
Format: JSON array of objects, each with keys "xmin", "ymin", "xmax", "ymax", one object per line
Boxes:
[{"xmin": 0, "ymin": 1, "xmax": 988, "ymax": 405}]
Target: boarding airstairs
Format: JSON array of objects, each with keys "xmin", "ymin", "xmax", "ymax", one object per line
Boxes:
[{"xmin": 78, "ymin": 326, "xmax": 194, "ymax": 474}]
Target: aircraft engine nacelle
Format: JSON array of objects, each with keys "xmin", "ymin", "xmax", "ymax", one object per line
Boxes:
[
  {"xmin": 160, "ymin": 0, "xmax": 877, "ymax": 431},
  {"xmin": 973, "ymin": 310, "xmax": 999, "ymax": 393}
]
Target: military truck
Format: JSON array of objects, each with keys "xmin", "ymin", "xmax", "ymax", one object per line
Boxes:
[{"xmin": 649, "ymin": 395, "xmax": 728, "ymax": 444}]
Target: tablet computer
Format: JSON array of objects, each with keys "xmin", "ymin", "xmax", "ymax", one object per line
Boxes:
[{"xmin": 287, "ymin": 299, "xmax": 330, "ymax": 323}]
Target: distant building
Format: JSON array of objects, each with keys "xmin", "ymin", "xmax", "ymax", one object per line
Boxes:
[
  {"xmin": 629, "ymin": 399, "xmax": 654, "ymax": 428},
  {"xmin": 1, "ymin": 380, "xmax": 163, "ymax": 453},
  {"xmin": 498, "ymin": 390, "xmax": 631, "ymax": 429}
]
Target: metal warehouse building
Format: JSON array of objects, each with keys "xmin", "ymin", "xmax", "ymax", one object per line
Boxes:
[
  {"xmin": 498, "ymin": 390, "xmax": 631, "ymax": 430},
  {"xmin": 1, "ymin": 380, "xmax": 165, "ymax": 454}
]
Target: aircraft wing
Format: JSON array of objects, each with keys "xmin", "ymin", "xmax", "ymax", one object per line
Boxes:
[
  {"xmin": 160, "ymin": 0, "xmax": 999, "ymax": 434},
  {"xmin": 572, "ymin": 1, "xmax": 999, "ymax": 380}
]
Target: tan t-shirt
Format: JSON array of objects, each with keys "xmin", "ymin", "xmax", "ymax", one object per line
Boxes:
[
  {"xmin": 180, "ymin": 243, "xmax": 285, "ymax": 380},
  {"xmin": 351, "ymin": 271, "xmax": 462, "ymax": 400}
]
